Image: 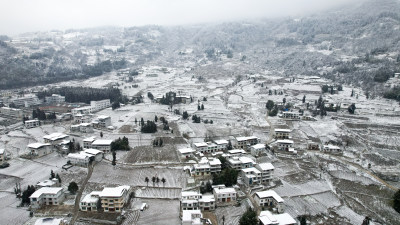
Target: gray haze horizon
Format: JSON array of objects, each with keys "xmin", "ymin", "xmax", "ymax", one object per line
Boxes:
[{"xmin": 0, "ymin": 0, "xmax": 366, "ymax": 36}]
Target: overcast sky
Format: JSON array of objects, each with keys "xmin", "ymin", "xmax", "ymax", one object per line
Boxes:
[{"xmin": 0, "ymin": 0, "xmax": 364, "ymax": 36}]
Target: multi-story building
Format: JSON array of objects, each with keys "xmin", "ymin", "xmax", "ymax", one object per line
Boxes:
[
  {"xmin": 213, "ymin": 140, "xmax": 229, "ymax": 151},
  {"xmin": 213, "ymin": 186, "xmax": 237, "ymax": 203},
  {"xmin": 45, "ymin": 94, "xmax": 65, "ymax": 104},
  {"xmin": 250, "ymin": 143, "xmax": 266, "ymax": 156},
  {"xmin": 276, "ymin": 140, "xmax": 294, "ymax": 151},
  {"xmin": 258, "ymin": 211, "xmax": 296, "ymax": 225},
  {"xmin": 281, "ymin": 112, "xmax": 300, "ymax": 120},
  {"xmin": 70, "ymin": 123, "xmax": 93, "ymax": 133},
  {"xmin": 182, "ymin": 210, "xmax": 203, "ymax": 225},
  {"xmin": 93, "ymin": 115, "xmax": 112, "ymax": 128},
  {"xmin": 191, "ymin": 157, "xmax": 221, "ymax": 176},
  {"xmin": 234, "ymin": 136, "xmax": 260, "ymax": 150},
  {"xmin": 181, "ymin": 191, "xmax": 201, "ymax": 210},
  {"xmin": 67, "ymin": 152, "xmax": 92, "ymax": 167},
  {"xmin": 25, "ymin": 119, "xmax": 40, "ymax": 129},
  {"xmin": 274, "ymin": 129, "xmax": 291, "ymax": 139},
  {"xmin": 80, "ymin": 191, "xmax": 101, "ymax": 212},
  {"xmin": 208, "ymin": 158, "xmax": 222, "ymax": 174},
  {"xmin": 254, "ymin": 190, "xmax": 284, "ymax": 213},
  {"xmin": 91, "ymin": 139, "xmax": 113, "ymax": 153},
  {"xmin": 10, "ymin": 94, "xmax": 41, "ymax": 107},
  {"xmin": 90, "ymin": 99, "xmax": 111, "ymax": 111},
  {"xmin": 99, "ymin": 185, "xmax": 131, "ymax": 212},
  {"xmin": 227, "ymin": 156, "xmax": 255, "ymax": 170},
  {"xmin": 179, "ymin": 147, "xmax": 196, "ymax": 159},
  {"xmin": 71, "ymin": 106, "xmax": 93, "ymax": 116},
  {"xmin": 28, "ymin": 143, "xmax": 53, "ymax": 157},
  {"xmin": 255, "ymin": 163, "xmax": 274, "ymax": 184},
  {"xmin": 29, "ymin": 187, "xmax": 65, "ymax": 209},
  {"xmin": 83, "ymin": 136, "xmax": 96, "ymax": 149},
  {"xmin": 322, "ymin": 145, "xmax": 342, "ymax": 154},
  {"xmin": 0, "ymin": 107, "xmax": 24, "ymax": 119},
  {"xmin": 43, "ymin": 133, "xmax": 69, "ymax": 146},
  {"xmin": 241, "ymin": 167, "xmax": 263, "ymax": 185},
  {"xmin": 198, "ymin": 195, "xmax": 215, "ymax": 211}
]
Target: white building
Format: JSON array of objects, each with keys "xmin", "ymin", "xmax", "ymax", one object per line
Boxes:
[
  {"xmin": 255, "ymin": 163, "xmax": 275, "ymax": 184},
  {"xmin": 30, "ymin": 187, "xmax": 65, "ymax": 209},
  {"xmin": 83, "ymin": 148, "xmax": 104, "ymax": 161},
  {"xmin": 250, "ymin": 143, "xmax": 266, "ymax": 156},
  {"xmin": 208, "ymin": 158, "xmax": 222, "ymax": 174},
  {"xmin": 213, "ymin": 186, "xmax": 237, "ymax": 203},
  {"xmin": 0, "ymin": 149, "xmax": 5, "ymax": 161},
  {"xmin": 67, "ymin": 152, "xmax": 91, "ymax": 167},
  {"xmin": 281, "ymin": 112, "xmax": 300, "ymax": 120},
  {"xmin": 0, "ymin": 107, "xmax": 24, "ymax": 119},
  {"xmin": 192, "ymin": 142, "xmax": 218, "ymax": 154},
  {"xmin": 43, "ymin": 133, "xmax": 69, "ymax": 145},
  {"xmin": 228, "ymin": 149, "xmax": 246, "ymax": 156},
  {"xmin": 182, "ymin": 210, "xmax": 203, "ymax": 225},
  {"xmin": 10, "ymin": 94, "xmax": 41, "ymax": 107},
  {"xmin": 45, "ymin": 94, "xmax": 65, "ymax": 104},
  {"xmin": 241, "ymin": 167, "xmax": 263, "ymax": 186},
  {"xmin": 72, "ymin": 106, "xmax": 93, "ymax": 116},
  {"xmin": 198, "ymin": 195, "xmax": 215, "ymax": 211},
  {"xmin": 274, "ymin": 129, "xmax": 291, "ymax": 139},
  {"xmin": 234, "ymin": 136, "xmax": 260, "ymax": 150},
  {"xmin": 181, "ymin": 191, "xmax": 202, "ymax": 210},
  {"xmin": 227, "ymin": 156, "xmax": 255, "ymax": 170},
  {"xmin": 322, "ymin": 145, "xmax": 341, "ymax": 154},
  {"xmin": 83, "ymin": 136, "xmax": 96, "ymax": 149},
  {"xmin": 213, "ymin": 140, "xmax": 229, "ymax": 151},
  {"xmin": 179, "ymin": 147, "xmax": 196, "ymax": 159},
  {"xmin": 254, "ymin": 190, "xmax": 284, "ymax": 213},
  {"xmin": 93, "ymin": 115, "xmax": 112, "ymax": 128},
  {"xmin": 91, "ymin": 139, "xmax": 113, "ymax": 153},
  {"xmin": 90, "ymin": 99, "xmax": 111, "ymax": 111},
  {"xmin": 258, "ymin": 211, "xmax": 296, "ymax": 225},
  {"xmin": 25, "ymin": 119, "xmax": 40, "ymax": 129},
  {"xmin": 80, "ymin": 191, "xmax": 101, "ymax": 211},
  {"xmin": 99, "ymin": 185, "xmax": 131, "ymax": 212},
  {"xmin": 191, "ymin": 157, "xmax": 211, "ymax": 177},
  {"xmin": 276, "ymin": 140, "xmax": 294, "ymax": 151},
  {"xmin": 28, "ymin": 143, "xmax": 53, "ymax": 157},
  {"xmin": 70, "ymin": 123, "xmax": 93, "ymax": 133}
]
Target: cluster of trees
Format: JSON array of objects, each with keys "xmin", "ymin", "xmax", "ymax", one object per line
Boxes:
[
  {"xmin": 141, "ymin": 120, "xmax": 157, "ymax": 133},
  {"xmin": 212, "ymin": 167, "xmax": 239, "ymax": 187},
  {"xmin": 373, "ymin": 67, "xmax": 393, "ymax": 83},
  {"xmin": 192, "ymin": 115, "xmax": 201, "ymax": 123},
  {"xmin": 31, "ymin": 108, "xmax": 56, "ymax": 120},
  {"xmin": 239, "ymin": 208, "xmax": 258, "ymax": 225},
  {"xmin": 68, "ymin": 139, "xmax": 82, "ymax": 153},
  {"xmin": 200, "ymin": 181, "xmax": 213, "ymax": 194},
  {"xmin": 197, "ymin": 104, "xmax": 205, "ymax": 110},
  {"xmin": 268, "ymin": 89, "xmax": 284, "ymax": 95},
  {"xmin": 68, "ymin": 181, "xmax": 78, "ymax": 194},
  {"xmin": 383, "ymin": 86, "xmax": 400, "ymax": 101},
  {"xmin": 20, "ymin": 185, "xmax": 36, "ymax": 206},
  {"xmin": 82, "ymin": 59, "xmax": 127, "ymax": 76},
  {"xmin": 111, "ymin": 137, "xmax": 130, "ymax": 151},
  {"xmin": 112, "ymin": 101, "xmax": 120, "ymax": 110},
  {"xmin": 50, "ymin": 170, "xmax": 62, "ymax": 183},
  {"xmin": 147, "ymin": 92, "xmax": 154, "ymax": 100},
  {"xmin": 182, "ymin": 111, "xmax": 189, "ymax": 120},
  {"xmin": 152, "ymin": 138, "xmax": 164, "ymax": 147},
  {"xmin": 37, "ymin": 87, "xmax": 124, "ymax": 104},
  {"xmin": 144, "ymin": 176, "xmax": 166, "ymax": 187},
  {"xmin": 348, "ymin": 103, "xmax": 356, "ymax": 114},
  {"xmin": 266, "ymin": 100, "xmax": 278, "ymax": 117},
  {"xmin": 394, "ymin": 189, "xmax": 400, "ymax": 213},
  {"xmin": 203, "ymin": 119, "xmax": 214, "ymax": 124}
]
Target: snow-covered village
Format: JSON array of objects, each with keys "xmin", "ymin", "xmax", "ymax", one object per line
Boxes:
[{"xmin": 0, "ymin": 0, "xmax": 400, "ymax": 225}]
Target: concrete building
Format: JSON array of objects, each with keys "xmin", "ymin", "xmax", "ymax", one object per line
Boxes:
[
  {"xmin": 179, "ymin": 147, "xmax": 196, "ymax": 159},
  {"xmin": 182, "ymin": 210, "xmax": 203, "ymax": 225},
  {"xmin": 255, "ymin": 163, "xmax": 275, "ymax": 184},
  {"xmin": 227, "ymin": 156, "xmax": 255, "ymax": 170},
  {"xmin": 80, "ymin": 191, "xmax": 101, "ymax": 212},
  {"xmin": 83, "ymin": 136, "xmax": 96, "ymax": 149},
  {"xmin": 213, "ymin": 140, "xmax": 229, "ymax": 151},
  {"xmin": 25, "ymin": 119, "xmax": 40, "ymax": 129},
  {"xmin": 10, "ymin": 94, "xmax": 40, "ymax": 107},
  {"xmin": 83, "ymin": 148, "xmax": 104, "ymax": 161},
  {"xmin": 28, "ymin": 143, "xmax": 53, "ymax": 157},
  {"xmin": 99, "ymin": 185, "xmax": 131, "ymax": 212},
  {"xmin": 90, "ymin": 99, "xmax": 111, "ymax": 111},
  {"xmin": 91, "ymin": 139, "xmax": 113, "ymax": 153},
  {"xmin": 67, "ymin": 152, "xmax": 92, "ymax": 167},
  {"xmin": 36, "ymin": 179, "xmax": 60, "ymax": 188},
  {"xmin": 258, "ymin": 211, "xmax": 296, "ymax": 225},
  {"xmin": 45, "ymin": 94, "xmax": 65, "ymax": 104},
  {"xmin": 274, "ymin": 129, "xmax": 291, "ymax": 139},
  {"xmin": 254, "ymin": 190, "xmax": 284, "ymax": 213},
  {"xmin": 281, "ymin": 112, "xmax": 300, "ymax": 120},
  {"xmin": 250, "ymin": 143, "xmax": 266, "ymax": 156},
  {"xmin": 234, "ymin": 136, "xmax": 260, "ymax": 150},
  {"xmin": 43, "ymin": 133, "xmax": 69, "ymax": 145},
  {"xmin": 93, "ymin": 115, "xmax": 112, "ymax": 128},
  {"xmin": 213, "ymin": 186, "xmax": 237, "ymax": 203},
  {"xmin": 276, "ymin": 140, "xmax": 294, "ymax": 151},
  {"xmin": 198, "ymin": 195, "xmax": 215, "ymax": 211},
  {"xmin": 322, "ymin": 145, "xmax": 341, "ymax": 154},
  {"xmin": 0, "ymin": 149, "xmax": 5, "ymax": 161},
  {"xmin": 0, "ymin": 107, "xmax": 24, "ymax": 119},
  {"xmin": 30, "ymin": 187, "xmax": 65, "ymax": 209}
]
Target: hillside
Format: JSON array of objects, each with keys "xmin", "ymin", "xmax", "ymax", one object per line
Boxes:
[{"xmin": 0, "ymin": 0, "xmax": 399, "ymax": 93}]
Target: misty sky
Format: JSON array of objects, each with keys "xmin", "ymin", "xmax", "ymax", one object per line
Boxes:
[{"xmin": 0, "ymin": 0, "xmax": 363, "ymax": 35}]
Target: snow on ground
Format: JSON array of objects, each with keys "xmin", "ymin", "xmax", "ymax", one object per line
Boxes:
[
  {"xmin": 89, "ymin": 162, "xmax": 188, "ymax": 188},
  {"xmin": 135, "ymin": 186, "xmax": 181, "ymax": 199},
  {"xmin": 274, "ymin": 180, "xmax": 331, "ymax": 197},
  {"xmin": 136, "ymin": 199, "xmax": 180, "ymax": 225},
  {"xmin": 336, "ymin": 205, "xmax": 365, "ymax": 225}
]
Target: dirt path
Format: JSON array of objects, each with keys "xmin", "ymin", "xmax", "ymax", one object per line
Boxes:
[{"xmin": 70, "ymin": 163, "xmax": 94, "ymax": 225}]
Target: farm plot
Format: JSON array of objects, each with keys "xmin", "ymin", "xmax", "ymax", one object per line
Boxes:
[
  {"xmin": 274, "ymin": 180, "xmax": 331, "ymax": 198},
  {"xmin": 136, "ymin": 199, "xmax": 180, "ymax": 225},
  {"xmin": 214, "ymin": 202, "xmax": 248, "ymax": 225},
  {"xmin": 89, "ymin": 163, "xmax": 188, "ymax": 188}
]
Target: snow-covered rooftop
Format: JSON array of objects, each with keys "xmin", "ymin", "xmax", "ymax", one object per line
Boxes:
[
  {"xmin": 214, "ymin": 140, "xmax": 228, "ymax": 145},
  {"xmin": 43, "ymin": 133, "xmax": 68, "ymax": 141},
  {"xmin": 84, "ymin": 148, "xmax": 103, "ymax": 155},
  {"xmin": 30, "ymin": 187, "xmax": 63, "ymax": 198},
  {"xmin": 193, "ymin": 142, "xmax": 208, "ymax": 148},
  {"xmin": 228, "ymin": 149, "xmax": 246, "ymax": 154},
  {"xmin": 274, "ymin": 129, "xmax": 291, "ymax": 133},
  {"xmin": 99, "ymin": 185, "xmax": 130, "ymax": 198},
  {"xmin": 276, "ymin": 140, "xmax": 294, "ymax": 144},
  {"xmin": 92, "ymin": 140, "xmax": 113, "ymax": 145},
  {"xmin": 257, "ymin": 163, "xmax": 275, "ymax": 171},
  {"xmin": 83, "ymin": 136, "xmax": 96, "ymax": 142},
  {"xmin": 256, "ymin": 190, "xmax": 284, "ymax": 202},
  {"xmin": 199, "ymin": 195, "xmax": 215, "ymax": 203},
  {"xmin": 28, "ymin": 143, "xmax": 51, "ymax": 149},
  {"xmin": 179, "ymin": 148, "xmax": 195, "ymax": 154},
  {"xmin": 259, "ymin": 211, "xmax": 296, "ymax": 225},
  {"xmin": 236, "ymin": 136, "xmax": 259, "ymax": 142},
  {"xmin": 251, "ymin": 143, "xmax": 266, "ymax": 149},
  {"xmin": 68, "ymin": 152, "xmax": 91, "ymax": 160},
  {"xmin": 81, "ymin": 191, "xmax": 101, "ymax": 203},
  {"xmin": 213, "ymin": 187, "xmax": 236, "ymax": 194}
]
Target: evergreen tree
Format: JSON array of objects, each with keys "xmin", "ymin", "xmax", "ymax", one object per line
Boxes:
[
  {"xmin": 152, "ymin": 176, "xmax": 156, "ymax": 186},
  {"xmin": 154, "ymin": 115, "xmax": 158, "ymax": 122},
  {"xmin": 227, "ymin": 140, "xmax": 233, "ymax": 150},
  {"xmin": 266, "ymin": 100, "xmax": 274, "ymax": 111},
  {"xmin": 302, "ymin": 95, "xmax": 306, "ymax": 103},
  {"xmin": 68, "ymin": 182, "xmax": 78, "ymax": 194},
  {"xmin": 100, "ymin": 131, "xmax": 103, "ymax": 138},
  {"xmin": 135, "ymin": 118, "xmax": 137, "ymax": 124},
  {"xmin": 56, "ymin": 174, "xmax": 61, "ymax": 183},
  {"xmin": 348, "ymin": 103, "xmax": 356, "ymax": 114},
  {"xmin": 239, "ymin": 208, "xmax": 258, "ymax": 225},
  {"xmin": 50, "ymin": 170, "xmax": 55, "ymax": 179},
  {"xmin": 182, "ymin": 111, "xmax": 189, "ymax": 120},
  {"xmin": 112, "ymin": 151, "xmax": 116, "ymax": 166},
  {"xmin": 393, "ymin": 189, "xmax": 400, "ymax": 213},
  {"xmin": 201, "ymin": 104, "xmax": 204, "ymax": 110},
  {"xmin": 161, "ymin": 177, "xmax": 166, "ymax": 187},
  {"xmin": 145, "ymin": 177, "xmax": 149, "ymax": 186}
]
